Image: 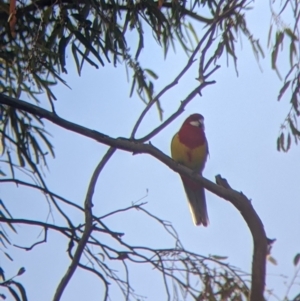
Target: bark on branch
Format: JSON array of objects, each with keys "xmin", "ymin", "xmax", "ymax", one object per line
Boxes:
[{"xmin": 0, "ymin": 93, "xmax": 268, "ymax": 301}]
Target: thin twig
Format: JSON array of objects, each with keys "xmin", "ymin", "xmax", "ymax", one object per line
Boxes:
[
  {"xmin": 14, "ymin": 228, "xmax": 48, "ymax": 251},
  {"xmin": 136, "ymin": 82, "xmax": 215, "ymax": 143},
  {"xmin": 0, "ymin": 217, "xmax": 71, "ymax": 235},
  {"xmin": 130, "ymin": 25, "xmax": 216, "ymax": 139},
  {"xmin": 1, "ymin": 94, "xmax": 267, "ymax": 301}
]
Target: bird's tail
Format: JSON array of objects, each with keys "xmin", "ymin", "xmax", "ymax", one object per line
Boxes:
[{"xmin": 182, "ymin": 181, "xmax": 209, "ymax": 227}]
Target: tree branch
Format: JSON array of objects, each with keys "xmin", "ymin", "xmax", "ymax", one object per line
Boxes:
[
  {"xmin": 17, "ymin": 0, "xmax": 212, "ymax": 24},
  {"xmin": 14, "ymin": 228, "xmax": 48, "ymax": 251},
  {"xmin": 136, "ymin": 82, "xmax": 215, "ymax": 142},
  {"xmin": 0, "ymin": 217, "xmax": 71, "ymax": 235},
  {"xmin": 0, "ymin": 93, "xmax": 267, "ymax": 301},
  {"xmin": 131, "ymin": 23, "xmax": 216, "ymax": 139},
  {"xmin": 52, "ymin": 147, "xmax": 115, "ymax": 301},
  {"xmin": 215, "ymin": 175, "xmax": 267, "ymax": 301}
]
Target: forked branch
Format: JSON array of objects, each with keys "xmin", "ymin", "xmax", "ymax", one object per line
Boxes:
[{"xmin": 0, "ymin": 93, "xmax": 268, "ymax": 301}]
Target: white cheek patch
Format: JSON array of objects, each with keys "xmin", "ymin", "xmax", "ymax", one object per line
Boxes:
[{"xmin": 190, "ymin": 121, "xmax": 200, "ymax": 127}]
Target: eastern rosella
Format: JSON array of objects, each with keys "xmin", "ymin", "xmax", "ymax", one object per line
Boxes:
[{"xmin": 171, "ymin": 113, "xmax": 209, "ymax": 226}]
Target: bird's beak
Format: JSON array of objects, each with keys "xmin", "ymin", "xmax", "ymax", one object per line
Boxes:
[{"xmin": 199, "ymin": 119, "xmax": 205, "ymax": 129}]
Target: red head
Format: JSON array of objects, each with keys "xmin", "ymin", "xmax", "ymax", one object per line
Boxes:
[
  {"xmin": 182, "ymin": 114, "xmax": 205, "ymax": 130},
  {"xmin": 178, "ymin": 113, "xmax": 206, "ymax": 148}
]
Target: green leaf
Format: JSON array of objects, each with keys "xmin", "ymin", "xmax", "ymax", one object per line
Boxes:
[
  {"xmin": 4, "ymin": 251, "xmax": 13, "ymax": 261},
  {"xmin": 36, "ymin": 130, "xmax": 55, "ymax": 158},
  {"xmin": 0, "ymin": 199, "xmax": 14, "ymax": 220},
  {"xmin": 29, "ymin": 135, "xmax": 42, "ymax": 164},
  {"xmin": 286, "ymin": 133, "xmax": 291, "ymax": 151},
  {"xmin": 73, "ymin": 44, "xmax": 99, "ymax": 70},
  {"xmin": 256, "ymin": 40, "xmax": 265, "ymax": 58},
  {"xmin": 71, "ymin": 13, "xmax": 85, "ymax": 22},
  {"xmin": 135, "ymin": 24, "xmax": 144, "ymax": 60},
  {"xmin": 291, "ymin": 90, "xmax": 300, "ymax": 115},
  {"xmin": 210, "ymin": 255, "xmax": 228, "ymax": 261},
  {"xmin": 284, "ymin": 28, "xmax": 298, "ymax": 41},
  {"xmin": 129, "ymin": 77, "xmax": 136, "ymax": 98},
  {"xmin": 145, "ymin": 69, "xmax": 158, "ymax": 79},
  {"xmin": 188, "ymin": 22, "xmax": 199, "ymax": 44},
  {"xmin": 155, "ymin": 98, "xmax": 163, "ymax": 121},
  {"xmin": 46, "ymin": 23, "xmax": 62, "ymax": 49},
  {"xmin": 272, "ymin": 32, "xmax": 284, "ymax": 70},
  {"xmin": 278, "ymin": 132, "xmax": 284, "ymax": 151},
  {"xmin": 276, "ymin": 31, "xmax": 284, "ymax": 45},
  {"xmin": 73, "ymin": 31, "xmax": 104, "ymax": 66},
  {"xmin": 81, "ymin": 2, "xmax": 91, "ymax": 19},
  {"xmin": 148, "ymin": 81, "xmax": 154, "ymax": 97},
  {"xmin": 289, "ymin": 42, "xmax": 297, "ymax": 67},
  {"xmin": 267, "ymin": 24, "xmax": 272, "ymax": 48},
  {"xmin": 7, "ymin": 151, "xmax": 15, "ymax": 179},
  {"xmin": 288, "ymin": 119, "xmax": 300, "ymax": 136},
  {"xmin": 271, "ymin": 47, "xmax": 280, "ymax": 78},
  {"xmin": 268, "ymin": 256, "xmax": 277, "ymax": 265},
  {"xmin": 0, "ymin": 237, "xmax": 7, "ymax": 248},
  {"xmin": 17, "ymin": 268, "xmax": 25, "ymax": 276},
  {"xmin": 278, "ymin": 80, "xmax": 291, "ymax": 101},
  {"xmin": 47, "ymin": 70, "xmax": 71, "ymax": 90},
  {"xmin": 58, "ymin": 35, "xmax": 72, "ymax": 74},
  {"xmin": 94, "ymin": 39, "xmax": 110, "ymax": 63},
  {"xmin": 42, "ymin": 7, "xmax": 52, "ymax": 24},
  {"xmin": 215, "ymin": 41, "xmax": 224, "ymax": 59},
  {"xmin": 294, "ymin": 253, "xmax": 300, "ymax": 266},
  {"xmin": 0, "ymin": 230, "xmax": 10, "ymax": 245},
  {"xmin": 17, "ymin": 148, "xmax": 25, "ymax": 167}
]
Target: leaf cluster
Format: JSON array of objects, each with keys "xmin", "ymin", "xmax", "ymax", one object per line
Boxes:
[
  {"xmin": 0, "ymin": 0, "xmax": 263, "ymax": 168},
  {"xmin": 0, "ymin": 198, "xmax": 26, "ymax": 301},
  {"xmin": 269, "ymin": 1, "xmax": 300, "ymax": 152},
  {"xmin": 0, "ymin": 1, "xmax": 274, "ymax": 299}
]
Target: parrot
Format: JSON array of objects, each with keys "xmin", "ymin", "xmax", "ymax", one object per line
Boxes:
[{"xmin": 171, "ymin": 113, "xmax": 209, "ymax": 226}]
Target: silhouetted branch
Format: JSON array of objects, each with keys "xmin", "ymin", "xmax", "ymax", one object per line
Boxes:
[
  {"xmin": 97, "ymin": 202, "xmax": 148, "ymax": 220},
  {"xmin": 0, "ymin": 217, "xmax": 71, "ymax": 236},
  {"xmin": 215, "ymin": 175, "xmax": 267, "ymax": 301},
  {"xmin": 0, "ymin": 93, "xmax": 267, "ymax": 301},
  {"xmin": 14, "ymin": 228, "xmax": 48, "ymax": 251},
  {"xmin": 53, "ymin": 147, "xmax": 115, "ymax": 301},
  {"xmin": 16, "ymin": 0, "xmax": 212, "ymax": 24},
  {"xmin": 136, "ymin": 82, "xmax": 215, "ymax": 142},
  {"xmin": 77, "ymin": 263, "xmax": 109, "ymax": 301},
  {"xmin": 131, "ymin": 23, "xmax": 217, "ymax": 139}
]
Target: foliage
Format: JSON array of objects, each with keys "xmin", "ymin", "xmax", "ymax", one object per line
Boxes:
[
  {"xmin": 0, "ymin": 267, "xmax": 27, "ymax": 301},
  {"xmin": 269, "ymin": 1, "xmax": 300, "ymax": 152},
  {"xmin": 0, "ymin": 0, "xmax": 261, "ymax": 141},
  {"xmin": 0, "ymin": 0, "xmax": 264, "ymax": 197},
  {"xmin": 0, "ymin": 0, "xmax": 299, "ymax": 300},
  {"xmin": 0, "ymin": 199, "xmax": 252, "ymax": 301}
]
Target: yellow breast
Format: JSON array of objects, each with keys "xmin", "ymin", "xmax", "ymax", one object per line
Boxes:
[{"xmin": 171, "ymin": 133, "xmax": 208, "ymax": 172}]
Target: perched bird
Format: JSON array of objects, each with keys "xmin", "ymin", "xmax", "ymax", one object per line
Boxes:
[{"xmin": 171, "ymin": 113, "xmax": 209, "ymax": 226}]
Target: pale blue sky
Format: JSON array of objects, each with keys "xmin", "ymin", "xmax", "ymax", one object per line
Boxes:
[{"xmin": 1, "ymin": 1, "xmax": 300, "ymax": 300}]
